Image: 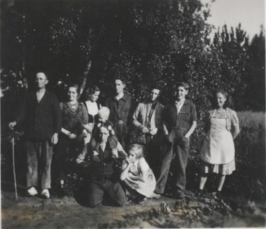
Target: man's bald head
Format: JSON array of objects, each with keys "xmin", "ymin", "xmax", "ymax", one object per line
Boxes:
[{"xmin": 36, "ymin": 72, "xmax": 48, "ymax": 80}]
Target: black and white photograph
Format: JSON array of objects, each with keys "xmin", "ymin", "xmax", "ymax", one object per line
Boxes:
[{"xmin": 1, "ymin": 0, "xmax": 265, "ymax": 228}]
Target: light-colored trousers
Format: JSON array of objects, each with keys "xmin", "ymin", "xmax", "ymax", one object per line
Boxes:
[{"xmin": 26, "ymin": 140, "xmax": 53, "ymax": 189}]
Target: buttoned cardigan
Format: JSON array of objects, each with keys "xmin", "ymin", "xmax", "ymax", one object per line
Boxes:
[{"xmin": 16, "ymin": 90, "xmax": 62, "ymax": 141}]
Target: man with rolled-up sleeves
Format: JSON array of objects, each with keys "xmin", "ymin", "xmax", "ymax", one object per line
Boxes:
[
  {"xmin": 9, "ymin": 72, "xmax": 61, "ymax": 199},
  {"xmin": 153, "ymin": 82, "xmax": 197, "ymax": 200}
]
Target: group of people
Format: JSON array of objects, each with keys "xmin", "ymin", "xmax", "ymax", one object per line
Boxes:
[{"xmin": 9, "ymin": 72, "xmax": 240, "ymax": 207}]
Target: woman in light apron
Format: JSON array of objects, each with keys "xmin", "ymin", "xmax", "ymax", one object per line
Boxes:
[{"xmin": 196, "ymin": 90, "xmax": 240, "ymax": 198}]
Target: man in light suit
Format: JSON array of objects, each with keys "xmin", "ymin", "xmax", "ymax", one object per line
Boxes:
[{"xmin": 132, "ymin": 85, "xmax": 164, "ymax": 177}]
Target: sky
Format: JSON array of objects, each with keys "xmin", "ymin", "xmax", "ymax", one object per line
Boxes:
[{"xmin": 201, "ymin": 0, "xmax": 265, "ymax": 39}]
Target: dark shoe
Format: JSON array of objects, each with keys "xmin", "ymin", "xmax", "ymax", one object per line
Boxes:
[
  {"xmin": 195, "ymin": 189, "xmax": 204, "ymax": 198},
  {"xmin": 173, "ymin": 190, "xmax": 185, "ymax": 200},
  {"xmin": 126, "ymin": 197, "xmax": 132, "ymax": 204},
  {"xmin": 212, "ymin": 191, "xmax": 222, "ymax": 199},
  {"xmin": 136, "ymin": 197, "xmax": 147, "ymax": 205},
  {"xmin": 57, "ymin": 186, "xmax": 66, "ymax": 198}
]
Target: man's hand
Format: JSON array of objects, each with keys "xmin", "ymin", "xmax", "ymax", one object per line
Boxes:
[
  {"xmin": 92, "ymin": 151, "xmax": 100, "ymax": 162},
  {"xmin": 83, "ymin": 123, "xmax": 94, "ymax": 133},
  {"xmin": 84, "ymin": 133, "xmax": 91, "ymax": 145},
  {"xmin": 141, "ymin": 126, "xmax": 149, "ymax": 134},
  {"xmin": 68, "ymin": 133, "xmax": 77, "ymax": 139},
  {"xmin": 9, "ymin": 121, "xmax": 17, "ymax": 130},
  {"xmin": 51, "ymin": 133, "xmax": 59, "ymax": 145},
  {"xmin": 150, "ymin": 128, "xmax": 158, "ymax": 135},
  {"xmin": 126, "ymin": 157, "xmax": 134, "ymax": 164},
  {"xmin": 79, "ymin": 161, "xmax": 91, "ymax": 168},
  {"xmin": 82, "ymin": 129, "xmax": 88, "ymax": 136},
  {"xmin": 111, "ymin": 149, "xmax": 118, "ymax": 159}
]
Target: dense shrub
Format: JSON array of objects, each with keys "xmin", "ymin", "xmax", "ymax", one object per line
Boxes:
[{"xmin": 233, "ymin": 112, "xmax": 265, "ymax": 201}]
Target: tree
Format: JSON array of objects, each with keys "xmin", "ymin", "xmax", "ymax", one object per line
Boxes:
[
  {"xmin": 245, "ymin": 28, "xmax": 265, "ymax": 111},
  {"xmin": 2, "ymin": 0, "xmax": 264, "ymax": 155},
  {"xmin": 211, "ymin": 24, "xmax": 250, "ymax": 110}
]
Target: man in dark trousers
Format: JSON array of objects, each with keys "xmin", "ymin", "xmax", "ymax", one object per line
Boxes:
[
  {"xmin": 9, "ymin": 72, "xmax": 61, "ymax": 199},
  {"xmin": 105, "ymin": 76, "xmax": 133, "ymax": 148},
  {"xmin": 154, "ymin": 82, "xmax": 197, "ymax": 199}
]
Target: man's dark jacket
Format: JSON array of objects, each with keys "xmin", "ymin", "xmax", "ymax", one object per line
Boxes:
[{"xmin": 16, "ymin": 90, "xmax": 62, "ymax": 141}]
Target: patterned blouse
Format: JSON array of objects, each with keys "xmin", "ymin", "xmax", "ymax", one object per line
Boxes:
[
  {"xmin": 60, "ymin": 102, "xmax": 88, "ymax": 136},
  {"xmin": 205, "ymin": 108, "xmax": 239, "ymax": 132}
]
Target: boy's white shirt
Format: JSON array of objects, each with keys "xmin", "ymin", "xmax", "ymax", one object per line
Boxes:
[{"xmin": 175, "ymin": 99, "xmax": 185, "ymax": 114}]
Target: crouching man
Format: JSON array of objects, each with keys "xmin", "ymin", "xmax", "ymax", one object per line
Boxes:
[{"xmin": 87, "ymin": 123, "xmax": 127, "ymax": 208}]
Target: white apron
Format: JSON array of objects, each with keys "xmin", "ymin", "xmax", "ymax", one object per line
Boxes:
[{"xmin": 200, "ymin": 114, "xmax": 235, "ymax": 165}]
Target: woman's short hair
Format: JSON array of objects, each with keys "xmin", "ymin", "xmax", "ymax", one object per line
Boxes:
[
  {"xmin": 128, "ymin": 144, "xmax": 144, "ymax": 159},
  {"xmin": 176, "ymin": 82, "xmax": 190, "ymax": 90},
  {"xmin": 85, "ymin": 85, "xmax": 100, "ymax": 97},
  {"xmin": 213, "ymin": 89, "xmax": 233, "ymax": 108},
  {"xmin": 68, "ymin": 84, "xmax": 80, "ymax": 94}
]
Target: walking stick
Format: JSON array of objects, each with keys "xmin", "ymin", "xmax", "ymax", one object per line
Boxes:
[{"xmin": 11, "ymin": 130, "xmax": 18, "ymax": 200}]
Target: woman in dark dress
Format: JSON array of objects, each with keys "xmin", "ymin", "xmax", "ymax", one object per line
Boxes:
[{"xmin": 56, "ymin": 84, "xmax": 88, "ymax": 192}]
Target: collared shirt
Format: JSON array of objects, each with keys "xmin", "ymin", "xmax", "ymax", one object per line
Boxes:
[
  {"xmin": 36, "ymin": 89, "xmax": 46, "ymax": 103},
  {"xmin": 105, "ymin": 92, "xmax": 133, "ymax": 124},
  {"xmin": 146, "ymin": 103, "xmax": 153, "ymax": 129},
  {"xmin": 100, "ymin": 142, "xmax": 107, "ymax": 152},
  {"xmin": 115, "ymin": 92, "xmax": 124, "ymax": 101},
  {"xmin": 163, "ymin": 100, "xmax": 197, "ymax": 132},
  {"xmin": 175, "ymin": 100, "xmax": 185, "ymax": 114}
]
